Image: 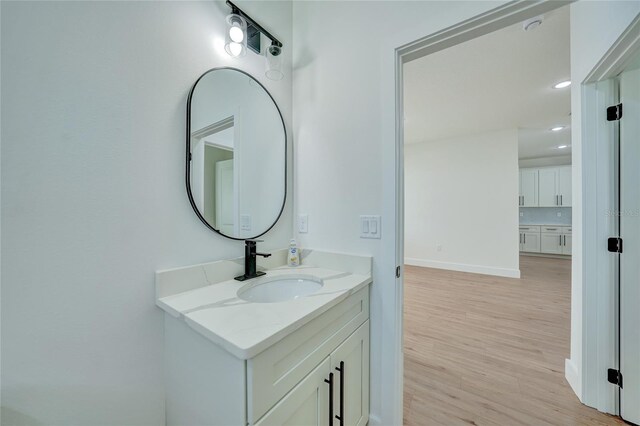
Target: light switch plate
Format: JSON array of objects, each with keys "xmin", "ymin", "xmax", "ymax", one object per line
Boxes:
[
  {"xmin": 520, "ymin": 212, "xmax": 524, "ymax": 217},
  {"xmin": 360, "ymin": 215, "xmax": 381, "ymax": 239},
  {"xmin": 557, "ymin": 212, "xmax": 562, "ymax": 217},
  {"xmin": 298, "ymin": 214, "xmax": 309, "ymax": 233}
]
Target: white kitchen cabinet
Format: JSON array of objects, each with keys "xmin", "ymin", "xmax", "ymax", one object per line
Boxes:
[
  {"xmin": 519, "ymin": 226, "xmax": 540, "ymax": 253},
  {"xmin": 519, "ymin": 169, "xmax": 538, "ymax": 207},
  {"xmin": 535, "ymin": 166, "xmax": 572, "ymax": 207},
  {"xmin": 541, "ymin": 233, "xmax": 564, "ymax": 254},
  {"xmin": 520, "ymin": 232, "xmax": 541, "ymax": 252},
  {"xmin": 557, "ymin": 166, "xmax": 572, "ymax": 206},
  {"xmin": 562, "ymin": 234, "xmax": 572, "ymax": 255},
  {"xmin": 540, "ymin": 226, "xmax": 571, "ymax": 255},
  {"xmin": 538, "ymin": 168, "xmax": 558, "ymax": 207},
  {"xmin": 165, "ymin": 286, "xmax": 370, "ymax": 426}
]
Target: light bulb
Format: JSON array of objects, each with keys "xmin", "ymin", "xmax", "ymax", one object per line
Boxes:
[
  {"xmin": 229, "ymin": 25, "xmax": 244, "ymax": 43},
  {"xmin": 228, "ymin": 42, "xmax": 243, "ymax": 57}
]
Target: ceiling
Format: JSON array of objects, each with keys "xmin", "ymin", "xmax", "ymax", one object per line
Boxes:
[{"xmin": 403, "ymin": 6, "xmax": 571, "ymax": 160}]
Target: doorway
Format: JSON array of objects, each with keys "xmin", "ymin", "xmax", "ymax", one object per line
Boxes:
[
  {"xmin": 399, "ymin": 6, "xmax": 612, "ymax": 424},
  {"xmin": 392, "ymin": 3, "xmax": 640, "ymax": 426}
]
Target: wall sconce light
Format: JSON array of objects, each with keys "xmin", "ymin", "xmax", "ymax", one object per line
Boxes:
[
  {"xmin": 225, "ymin": 13, "xmax": 247, "ymax": 57},
  {"xmin": 225, "ymin": 1, "xmax": 284, "ymax": 81}
]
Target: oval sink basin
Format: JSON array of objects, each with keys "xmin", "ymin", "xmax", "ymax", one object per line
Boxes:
[{"xmin": 237, "ymin": 275, "xmax": 324, "ymax": 303}]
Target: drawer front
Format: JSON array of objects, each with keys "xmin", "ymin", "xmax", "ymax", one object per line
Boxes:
[
  {"xmin": 519, "ymin": 226, "xmax": 540, "ymax": 233},
  {"xmin": 563, "ymin": 226, "xmax": 572, "ymax": 234},
  {"xmin": 248, "ymin": 286, "xmax": 370, "ymax": 423},
  {"xmin": 541, "ymin": 226, "xmax": 563, "ymax": 234}
]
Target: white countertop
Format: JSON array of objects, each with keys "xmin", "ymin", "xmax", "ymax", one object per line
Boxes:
[{"xmin": 155, "ymin": 250, "xmax": 372, "ymax": 359}]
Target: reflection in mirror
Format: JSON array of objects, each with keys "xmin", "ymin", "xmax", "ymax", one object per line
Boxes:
[{"xmin": 187, "ymin": 68, "xmax": 286, "ymax": 239}]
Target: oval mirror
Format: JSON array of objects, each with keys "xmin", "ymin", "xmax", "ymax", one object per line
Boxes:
[{"xmin": 186, "ymin": 68, "xmax": 286, "ymax": 240}]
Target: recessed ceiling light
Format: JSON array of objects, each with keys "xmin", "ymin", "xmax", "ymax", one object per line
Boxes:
[
  {"xmin": 553, "ymin": 80, "xmax": 571, "ymax": 89},
  {"xmin": 557, "ymin": 145, "xmax": 569, "ymax": 149},
  {"xmin": 551, "ymin": 126, "xmax": 564, "ymax": 132}
]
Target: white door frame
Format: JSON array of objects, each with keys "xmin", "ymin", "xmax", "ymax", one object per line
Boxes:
[
  {"xmin": 382, "ymin": 1, "xmax": 572, "ymax": 424},
  {"xmin": 580, "ymin": 14, "xmax": 640, "ymax": 415}
]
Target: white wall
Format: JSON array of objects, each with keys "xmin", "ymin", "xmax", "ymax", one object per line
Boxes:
[
  {"xmin": 292, "ymin": 2, "xmax": 508, "ymax": 424},
  {"xmin": 404, "ymin": 129, "xmax": 519, "ymax": 278},
  {"xmin": 568, "ymin": 0, "xmax": 640, "ymax": 409},
  {"xmin": 0, "ymin": 1, "xmax": 292, "ymax": 424}
]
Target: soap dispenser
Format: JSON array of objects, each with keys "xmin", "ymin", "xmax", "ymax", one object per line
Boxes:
[{"xmin": 288, "ymin": 239, "xmax": 299, "ymax": 267}]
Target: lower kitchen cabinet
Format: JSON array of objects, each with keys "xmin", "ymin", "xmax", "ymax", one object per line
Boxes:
[
  {"xmin": 520, "ymin": 225, "xmax": 571, "ymax": 255},
  {"xmin": 541, "ymin": 233, "xmax": 564, "ymax": 254},
  {"xmin": 519, "ymin": 226, "xmax": 541, "ymax": 253},
  {"xmin": 563, "ymin": 234, "xmax": 572, "ymax": 255},
  {"xmin": 520, "ymin": 232, "xmax": 540, "ymax": 253}
]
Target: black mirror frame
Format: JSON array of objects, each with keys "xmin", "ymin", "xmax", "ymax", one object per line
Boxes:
[{"xmin": 185, "ymin": 67, "xmax": 287, "ymax": 241}]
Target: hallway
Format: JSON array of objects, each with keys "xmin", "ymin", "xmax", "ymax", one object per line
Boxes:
[{"xmin": 403, "ymin": 256, "xmax": 623, "ymax": 425}]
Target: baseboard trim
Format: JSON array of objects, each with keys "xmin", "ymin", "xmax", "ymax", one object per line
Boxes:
[
  {"xmin": 404, "ymin": 258, "xmax": 521, "ymax": 278},
  {"xmin": 565, "ymin": 358, "xmax": 582, "ymax": 401},
  {"xmin": 522, "ymin": 252, "xmax": 571, "ymax": 260}
]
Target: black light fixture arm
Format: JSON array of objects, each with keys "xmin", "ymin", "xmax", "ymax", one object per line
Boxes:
[{"xmin": 226, "ymin": 0, "xmax": 283, "ymax": 48}]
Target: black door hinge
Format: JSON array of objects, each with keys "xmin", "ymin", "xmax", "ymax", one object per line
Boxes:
[
  {"xmin": 608, "ymin": 237, "xmax": 623, "ymax": 253},
  {"xmin": 395, "ymin": 266, "xmax": 401, "ymax": 278},
  {"xmin": 607, "ymin": 103, "xmax": 623, "ymax": 121},
  {"xmin": 608, "ymin": 368, "xmax": 623, "ymax": 388}
]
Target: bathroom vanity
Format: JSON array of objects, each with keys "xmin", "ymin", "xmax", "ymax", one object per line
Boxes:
[
  {"xmin": 156, "ymin": 250, "xmax": 371, "ymax": 426},
  {"xmin": 166, "ymin": 66, "xmax": 372, "ymax": 425}
]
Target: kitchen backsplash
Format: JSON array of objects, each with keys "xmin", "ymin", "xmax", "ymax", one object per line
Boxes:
[{"xmin": 520, "ymin": 207, "xmax": 572, "ymax": 225}]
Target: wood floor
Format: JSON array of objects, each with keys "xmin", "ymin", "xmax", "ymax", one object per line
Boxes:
[{"xmin": 403, "ymin": 255, "xmax": 623, "ymax": 426}]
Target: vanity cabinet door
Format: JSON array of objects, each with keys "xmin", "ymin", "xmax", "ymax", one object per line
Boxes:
[
  {"xmin": 255, "ymin": 358, "xmax": 330, "ymax": 426},
  {"xmin": 331, "ymin": 321, "xmax": 370, "ymax": 426}
]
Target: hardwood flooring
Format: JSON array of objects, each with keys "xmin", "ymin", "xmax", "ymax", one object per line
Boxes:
[{"xmin": 403, "ymin": 255, "xmax": 623, "ymax": 426}]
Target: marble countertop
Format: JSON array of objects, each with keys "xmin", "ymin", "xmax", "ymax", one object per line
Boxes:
[{"xmin": 155, "ymin": 250, "xmax": 372, "ymax": 359}]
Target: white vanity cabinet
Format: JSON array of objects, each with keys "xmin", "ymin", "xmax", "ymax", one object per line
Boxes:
[
  {"xmin": 164, "ymin": 285, "xmax": 370, "ymax": 426},
  {"xmin": 255, "ymin": 322, "xmax": 369, "ymax": 426}
]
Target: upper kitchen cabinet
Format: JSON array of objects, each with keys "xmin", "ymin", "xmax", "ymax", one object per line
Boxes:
[
  {"xmin": 557, "ymin": 166, "xmax": 572, "ymax": 206},
  {"xmin": 538, "ymin": 168, "xmax": 557, "ymax": 207},
  {"xmin": 522, "ymin": 166, "xmax": 572, "ymax": 207},
  {"xmin": 519, "ymin": 168, "xmax": 538, "ymax": 207}
]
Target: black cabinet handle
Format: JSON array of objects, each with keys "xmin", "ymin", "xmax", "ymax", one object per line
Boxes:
[
  {"xmin": 335, "ymin": 361, "xmax": 344, "ymax": 426},
  {"xmin": 325, "ymin": 372, "xmax": 334, "ymax": 426}
]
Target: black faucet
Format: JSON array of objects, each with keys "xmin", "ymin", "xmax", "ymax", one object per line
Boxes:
[{"xmin": 235, "ymin": 240, "xmax": 272, "ymax": 281}]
